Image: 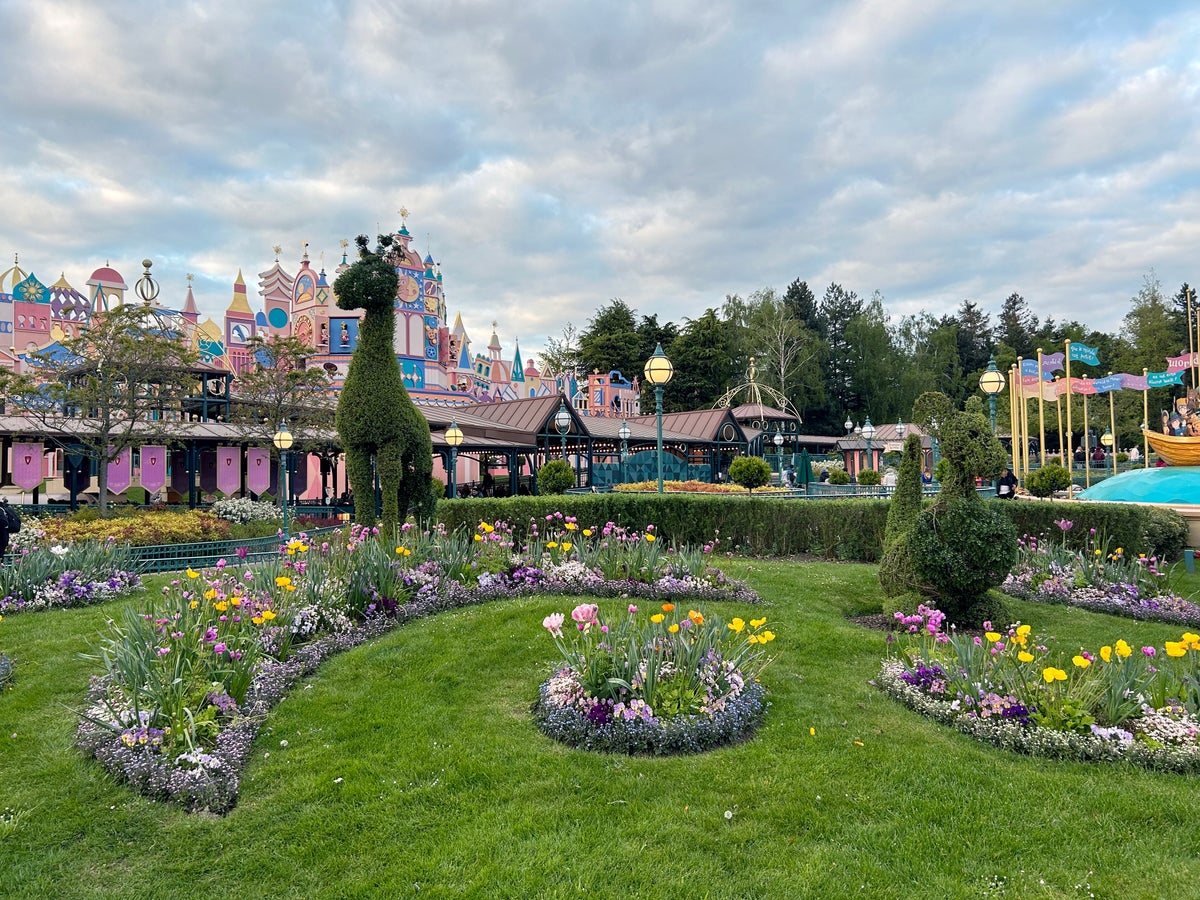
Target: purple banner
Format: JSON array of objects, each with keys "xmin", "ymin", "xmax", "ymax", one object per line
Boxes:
[
  {"xmin": 140, "ymin": 445, "xmax": 167, "ymax": 493},
  {"xmin": 1167, "ymin": 352, "xmax": 1197, "ymax": 370},
  {"xmin": 1040, "ymin": 352, "xmax": 1065, "ymax": 373},
  {"xmin": 291, "ymin": 452, "xmax": 308, "ymax": 496},
  {"xmin": 199, "ymin": 450, "xmax": 216, "ymax": 494},
  {"xmin": 246, "ymin": 448, "xmax": 271, "ymax": 494},
  {"xmin": 11, "ymin": 442, "xmax": 43, "ymax": 491},
  {"xmin": 217, "ymin": 447, "xmax": 241, "ymax": 495},
  {"xmin": 107, "ymin": 447, "xmax": 132, "ymax": 495},
  {"xmin": 1120, "ymin": 373, "xmax": 1150, "ymax": 391},
  {"xmin": 170, "ymin": 450, "xmax": 190, "ymax": 496}
]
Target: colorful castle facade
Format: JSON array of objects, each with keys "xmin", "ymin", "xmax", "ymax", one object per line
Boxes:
[{"xmin": 0, "ymin": 214, "xmax": 642, "ymax": 417}]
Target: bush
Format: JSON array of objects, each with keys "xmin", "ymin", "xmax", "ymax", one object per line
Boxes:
[
  {"xmin": 537, "ymin": 460, "xmax": 576, "ymax": 495},
  {"xmin": 1025, "ymin": 464, "xmax": 1073, "ymax": 497},
  {"xmin": 879, "ymin": 433, "xmax": 926, "ymax": 599},
  {"xmin": 728, "ymin": 456, "xmax": 771, "ymax": 493},
  {"xmin": 828, "ymin": 469, "xmax": 851, "ymax": 485},
  {"xmin": 908, "ymin": 498, "xmax": 1018, "ymax": 625},
  {"xmin": 857, "ymin": 468, "xmax": 881, "ymax": 486}
]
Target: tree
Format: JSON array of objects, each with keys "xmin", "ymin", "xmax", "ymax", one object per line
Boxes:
[
  {"xmin": 578, "ymin": 299, "xmax": 641, "ymax": 380},
  {"xmin": 334, "ymin": 234, "xmax": 433, "ymax": 532},
  {"xmin": 664, "ymin": 308, "xmax": 735, "ymax": 411},
  {"xmin": 878, "ymin": 432, "xmax": 926, "ymax": 599},
  {"xmin": 536, "ymin": 459, "xmax": 575, "ymax": 495},
  {"xmin": 228, "ymin": 334, "xmax": 334, "ymax": 450},
  {"xmin": 728, "ymin": 455, "xmax": 770, "ymax": 493},
  {"xmin": 538, "ymin": 322, "xmax": 581, "ymax": 379},
  {"xmin": 997, "ymin": 292, "xmax": 1037, "ymax": 358},
  {"xmin": 783, "ymin": 278, "xmax": 820, "ymax": 333},
  {"xmin": 3, "ymin": 304, "xmax": 200, "ymax": 516},
  {"xmin": 816, "ymin": 282, "xmax": 863, "ymax": 422}
]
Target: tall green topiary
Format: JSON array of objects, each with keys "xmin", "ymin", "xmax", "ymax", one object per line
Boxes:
[
  {"xmin": 333, "ymin": 234, "xmax": 433, "ymax": 533},
  {"xmin": 878, "ymin": 432, "xmax": 925, "ymax": 599},
  {"xmin": 906, "ymin": 392, "xmax": 1016, "ymax": 625}
]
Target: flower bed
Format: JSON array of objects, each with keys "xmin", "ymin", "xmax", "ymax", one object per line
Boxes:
[
  {"xmin": 878, "ymin": 605, "xmax": 1200, "ymax": 772},
  {"xmin": 532, "ymin": 602, "xmax": 774, "ymax": 755},
  {"xmin": 76, "ymin": 518, "xmax": 759, "ymax": 813},
  {"xmin": 1002, "ymin": 519, "xmax": 1200, "ymax": 627},
  {"xmin": 0, "ymin": 538, "xmax": 141, "ymax": 614}
]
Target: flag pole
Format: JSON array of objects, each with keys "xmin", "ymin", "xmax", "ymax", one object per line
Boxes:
[
  {"xmin": 1065, "ymin": 340, "xmax": 1073, "ymax": 498},
  {"xmin": 1142, "ymin": 367, "xmax": 1150, "ymax": 468},
  {"xmin": 1188, "ymin": 286, "xmax": 1196, "ymax": 391},
  {"xmin": 1055, "ymin": 378, "xmax": 1064, "ymax": 462},
  {"xmin": 1036, "ymin": 347, "xmax": 1046, "ymax": 467},
  {"xmin": 1009, "ymin": 365, "xmax": 1020, "ymax": 476},
  {"xmin": 1108, "ymin": 373, "xmax": 1117, "ymax": 477},
  {"xmin": 1083, "ymin": 376, "xmax": 1091, "ymax": 489}
]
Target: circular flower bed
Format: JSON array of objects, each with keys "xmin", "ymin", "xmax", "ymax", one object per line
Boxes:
[{"xmin": 532, "ymin": 603, "xmax": 775, "ymax": 755}]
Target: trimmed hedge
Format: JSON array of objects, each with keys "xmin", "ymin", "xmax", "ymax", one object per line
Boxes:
[{"xmin": 436, "ymin": 495, "xmax": 1189, "ymax": 563}]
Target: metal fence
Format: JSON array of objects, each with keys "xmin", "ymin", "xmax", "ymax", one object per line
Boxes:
[{"xmin": 123, "ymin": 526, "xmax": 343, "ymax": 574}]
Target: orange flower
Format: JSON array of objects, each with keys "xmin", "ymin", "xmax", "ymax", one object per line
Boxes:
[{"xmin": 662, "ymin": 603, "xmax": 675, "ymax": 613}]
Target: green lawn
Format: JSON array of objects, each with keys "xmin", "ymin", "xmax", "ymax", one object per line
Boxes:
[{"xmin": 1, "ymin": 561, "xmax": 1197, "ymax": 899}]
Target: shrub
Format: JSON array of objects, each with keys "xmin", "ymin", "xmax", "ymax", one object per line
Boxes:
[
  {"xmin": 537, "ymin": 460, "xmax": 576, "ymax": 495},
  {"xmin": 908, "ymin": 497, "xmax": 1018, "ymax": 625},
  {"xmin": 210, "ymin": 497, "xmax": 281, "ymax": 525},
  {"xmin": 728, "ymin": 456, "xmax": 771, "ymax": 493},
  {"xmin": 856, "ymin": 468, "xmax": 881, "ymax": 486},
  {"xmin": 828, "ymin": 469, "xmax": 851, "ymax": 485},
  {"xmin": 879, "ymin": 433, "xmax": 926, "ymax": 599},
  {"xmin": 1025, "ymin": 464, "xmax": 1073, "ymax": 497}
]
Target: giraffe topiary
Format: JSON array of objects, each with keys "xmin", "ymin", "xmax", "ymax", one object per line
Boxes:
[{"xmin": 333, "ymin": 234, "xmax": 433, "ymax": 533}]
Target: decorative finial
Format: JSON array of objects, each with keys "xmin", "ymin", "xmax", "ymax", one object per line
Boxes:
[
  {"xmin": 339, "ymin": 238, "xmax": 349, "ymax": 249},
  {"xmin": 272, "ymin": 245, "xmax": 282, "ymax": 260},
  {"xmin": 186, "ymin": 272, "xmax": 194, "ymax": 283},
  {"xmin": 399, "ymin": 206, "xmax": 409, "ymax": 223},
  {"xmin": 301, "ymin": 241, "xmax": 309, "ymax": 260}
]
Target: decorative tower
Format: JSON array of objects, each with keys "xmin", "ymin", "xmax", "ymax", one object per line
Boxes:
[
  {"xmin": 258, "ymin": 245, "xmax": 295, "ymax": 338},
  {"xmin": 224, "ymin": 270, "xmax": 257, "ymax": 374}
]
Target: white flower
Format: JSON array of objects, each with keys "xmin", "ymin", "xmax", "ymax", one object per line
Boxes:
[{"xmin": 50, "ymin": 545, "xmax": 70, "ymax": 557}]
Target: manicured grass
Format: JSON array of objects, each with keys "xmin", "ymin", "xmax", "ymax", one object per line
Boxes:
[{"xmin": 1, "ymin": 561, "xmax": 1198, "ymax": 898}]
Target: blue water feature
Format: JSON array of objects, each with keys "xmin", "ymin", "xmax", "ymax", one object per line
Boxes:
[{"xmin": 1076, "ymin": 467, "xmax": 1200, "ymax": 504}]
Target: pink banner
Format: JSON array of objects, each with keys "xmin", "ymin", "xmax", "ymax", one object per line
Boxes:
[
  {"xmin": 217, "ymin": 447, "xmax": 241, "ymax": 495},
  {"xmin": 1167, "ymin": 352, "xmax": 1198, "ymax": 370},
  {"xmin": 1120, "ymin": 373, "xmax": 1150, "ymax": 391},
  {"xmin": 170, "ymin": 450, "xmax": 190, "ymax": 495},
  {"xmin": 107, "ymin": 447, "xmax": 132, "ymax": 495},
  {"xmin": 11, "ymin": 442, "xmax": 43, "ymax": 491},
  {"xmin": 246, "ymin": 447, "xmax": 271, "ymax": 494},
  {"xmin": 140, "ymin": 445, "xmax": 167, "ymax": 493}
]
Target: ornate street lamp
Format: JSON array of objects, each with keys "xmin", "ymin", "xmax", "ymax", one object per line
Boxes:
[
  {"xmin": 844, "ymin": 416, "xmax": 854, "ymax": 435},
  {"xmin": 1101, "ymin": 428, "xmax": 1115, "ymax": 476},
  {"xmin": 618, "ymin": 419, "xmax": 631, "ymax": 485},
  {"xmin": 272, "ymin": 423, "xmax": 294, "ymax": 542},
  {"xmin": 861, "ymin": 416, "xmax": 876, "ymax": 473},
  {"xmin": 773, "ymin": 428, "xmax": 784, "ymax": 478},
  {"xmin": 897, "ymin": 419, "xmax": 906, "ymax": 439},
  {"xmin": 554, "ymin": 399, "xmax": 571, "ymax": 459},
  {"xmin": 643, "ymin": 343, "xmax": 674, "ymax": 493},
  {"xmin": 979, "ymin": 354, "xmax": 1006, "ymax": 435},
  {"xmin": 445, "ymin": 420, "xmax": 464, "ymax": 498}
]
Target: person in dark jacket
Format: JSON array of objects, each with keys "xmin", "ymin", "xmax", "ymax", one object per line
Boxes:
[{"xmin": 995, "ymin": 467, "xmax": 1018, "ymax": 499}]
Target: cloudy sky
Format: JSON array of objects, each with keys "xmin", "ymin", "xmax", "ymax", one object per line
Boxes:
[{"xmin": 2, "ymin": 0, "xmax": 1198, "ymax": 363}]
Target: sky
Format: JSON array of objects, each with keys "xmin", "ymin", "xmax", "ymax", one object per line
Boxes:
[{"xmin": 1, "ymin": 0, "xmax": 1198, "ymax": 366}]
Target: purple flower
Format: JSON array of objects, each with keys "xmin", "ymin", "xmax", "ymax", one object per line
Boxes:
[
  {"xmin": 1054, "ymin": 519, "xmax": 1074, "ymax": 532},
  {"xmin": 213, "ymin": 642, "xmax": 228, "ymax": 655}
]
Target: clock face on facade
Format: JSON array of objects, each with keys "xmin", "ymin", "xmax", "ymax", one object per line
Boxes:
[
  {"xmin": 397, "ymin": 275, "xmax": 420, "ymax": 305},
  {"xmin": 294, "ymin": 315, "xmax": 313, "ymax": 346}
]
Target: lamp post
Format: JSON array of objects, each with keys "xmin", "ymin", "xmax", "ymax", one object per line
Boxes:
[
  {"xmin": 554, "ymin": 399, "xmax": 571, "ymax": 459},
  {"xmin": 861, "ymin": 416, "xmax": 876, "ymax": 474},
  {"xmin": 979, "ymin": 354, "xmax": 1006, "ymax": 435},
  {"xmin": 773, "ymin": 428, "xmax": 784, "ymax": 478},
  {"xmin": 1101, "ymin": 428, "xmax": 1114, "ymax": 477},
  {"xmin": 618, "ymin": 419, "xmax": 631, "ymax": 485},
  {"xmin": 445, "ymin": 420, "xmax": 464, "ymax": 498},
  {"xmin": 643, "ymin": 343, "xmax": 674, "ymax": 493},
  {"xmin": 272, "ymin": 423, "xmax": 294, "ymax": 543},
  {"xmin": 930, "ymin": 417, "xmax": 941, "ymax": 478}
]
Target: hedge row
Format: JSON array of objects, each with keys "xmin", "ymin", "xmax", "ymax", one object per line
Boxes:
[{"xmin": 436, "ymin": 495, "xmax": 1190, "ymax": 563}]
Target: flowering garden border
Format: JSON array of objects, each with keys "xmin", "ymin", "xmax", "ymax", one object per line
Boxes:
[{"xmin": 77, "ymin": 570, "xmax": 763, "ymax": 814}]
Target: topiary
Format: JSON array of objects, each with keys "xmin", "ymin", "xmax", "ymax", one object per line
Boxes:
[
  {"xmin": 879, "ymin": 432, "xmax": 925, "ymax": 599},
  {"xmin": 1025, "ymin": 463, "xmax": 1072, "ymax": 498},
  {"xmin": 537, "ymin": 459, "xmax": 576, "ymax": 495},
  {"xmin": 828, "ymin": 468, "xmax": 851, "ymax": 485},
  {"xmin": 908, "ymin": 497, "xmax": 1018, "ymax": 625},
  {"xmin": 857, "ymin": 468, "xmax": 881, "ymax": 486},
  {"xmin": 728, "ymin": 456, "xmax": 772, "ymax": 493}
]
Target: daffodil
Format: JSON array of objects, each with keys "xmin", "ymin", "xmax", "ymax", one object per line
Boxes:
[
  {"xmin": 728, "ymin": 617, "xmax": 745, "ymax": 634},
  {"xmin": 760, "ymin": 630, "xmax": 775, "ymax": 642},
  {"xmin": 750, "ymin": 617, "xmax": 767, "ymax": 628}
]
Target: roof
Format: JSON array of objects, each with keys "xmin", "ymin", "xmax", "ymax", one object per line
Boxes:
[{"xmin": 86, "ymin": 266, "xmax": 127, "ymax": 290}]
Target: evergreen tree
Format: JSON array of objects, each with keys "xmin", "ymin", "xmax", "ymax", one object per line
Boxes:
[
  {"xmin": 997, "ymin": 292, "xmax": 1037, "ymax": 358},
  {"xmin": 578, "ymin": 299, "xmax": 641, "ymax": 379},
  {"xmin": 878, "ymin": 432, "xmax": 925, "ymax": 599},
  {"xmin": 664, "ymin": 308, "xmax": 735, "ymax": 411}
]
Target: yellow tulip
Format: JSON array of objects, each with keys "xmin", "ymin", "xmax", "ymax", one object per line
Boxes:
[
  {"xmin": 1165, "ymin": 641, "xmax": 1187, "ymax": 657},
  {"xmin": 186, "ymin": 568, "xmax": 200, "ymax": 579},
  {"xmin": 1115, "ymin": 639, "xmax": 1132, "ymax": 658},
  {"xmin": 1016, "ymin": 624, "xmax": 1031, "ymax": 636},
  {"xmin": 261, "ymin": 610, "xmax": 276, "ymax": 621},
  {"xmin": 275, "ymin": 576, "xmax": 291, "ymax": 587},
  {"xmin": 561, "ymin": 542, "xmax": 572, "ymax": 552},
  {"xmin": 189, "ymin": 600, "xmax": 198, "ymax": 609},
  {"xmin": 761, "ymin": 631, "xmax": 775, "ymax": 642},
  {"xmin": 651, "ymin": 614, "xmax": 665, "ymax": 624},
  {"xmin": 668, "ymin": 623, "xmax": 679, "ymax": 634},
  {"xmin": 546, "ymin": 541, "xmax": 558, "ymax": 549},
  {"xmin": 1018, "ymin": 651, "xmax": 1034, "ymax": 663},
  {"xmin": 565, "ymin": 522, "xmax": 577, "ymax": 531},
  {"xmin": 583, "ymin": 529, "xmax": 592, "ymax": 537},
  {"xmin": 1072, "ymin": 655, "xmax": 1090, "ymax": 669},
  {"xmin": 728, "ymin": 618, "xmax": 745, "ymax": 634},
  {"xmin": 1183, "ymin": 633, "xmax": 1200, "ymax": 644},
  {"xmin": 809, "ymin": 727, "xmax": 816, "ymax": 736},
  {"xmin": 750, "ymin": 617, "xmax": 767, "ymax": 628},
  {"xmin": 473, "ymin": 534, "xmax": 483, "ymax": 542},
  {"xmin": 204, "ymin": 588, "xmax": 218, "ymax": 600},
  {"xmin": 985, "ymin": 632, "xmax": 1001, "ymax": 643},
  {"xmin": 1042, "ymin": 667, "xmax": 1067, "ymax": 683},
  {"xmin": 214, "ymin": 601, "xmax": 228, "ymax": 612},
  {"xmin": 645, "ymin": 533, "xmax": 656, "ymax": 542},
  {"xmin": 1099, "ymin": 646, "xmax": 1112, "ymax": 663}
]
